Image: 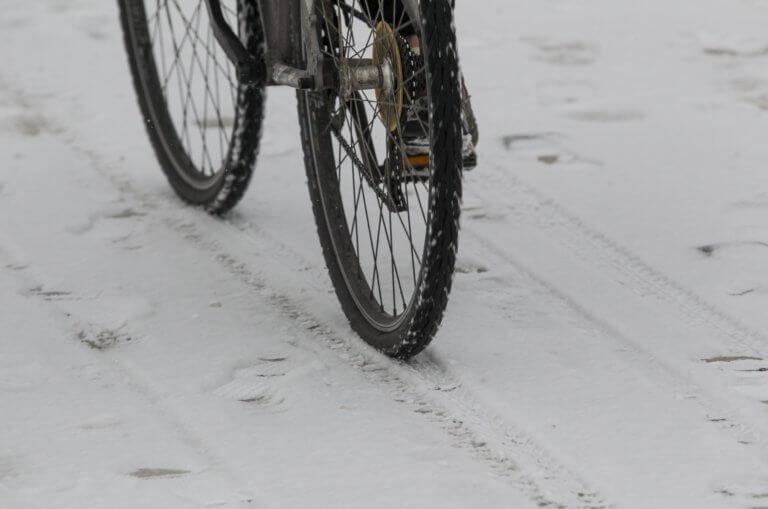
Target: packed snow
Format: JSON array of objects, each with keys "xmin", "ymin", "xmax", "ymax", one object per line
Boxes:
[{"xmin": 2, "ymin": 0, "xmax": 768, "ymax": 508}]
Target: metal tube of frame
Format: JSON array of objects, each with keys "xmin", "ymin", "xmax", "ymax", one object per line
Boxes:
[
  {"xmin": 202, "ymin": 0, "xmax": 422, "ymax": 89},
  {"xmin": 204, "ymin": 0, "xmax": 260, "ymax": 83},
  {"xmin": 401, "ymin": 0, "xmax": 421, "ymax": 32},
  {"xmin": 258, "ymin": 0, "xmax": 301, "ymax": 72}
]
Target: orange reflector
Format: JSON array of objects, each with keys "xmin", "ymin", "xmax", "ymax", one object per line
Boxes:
[{"xmin": 406, "ymin": 154, "xmax": 430, "ymax": 168}]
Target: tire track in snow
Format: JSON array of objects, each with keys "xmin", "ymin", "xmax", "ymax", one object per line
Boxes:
[
  {"xmin": 465, "ymin": 228, "xmax": 766, "ymax": 445},
  {"xmin": 164, "ymin": 218, "xmax": 610, "ymax": 509},
  {"xmin": 224, "ymin": 163, "xmax": 768, "ymax": 461},
  {"xmin": 0, "ymin": 247, "xmax": 259, "ymax": 508},
  {"xmin": 0, "ymin": 79, "xmax": 613, "ymax": 509},
  {"xmin": 105, "ymin": 170, "xmax": 612, "ymax": 509},
  {"xmin": 458, "ymin": 168, "xmax": 768, "ymax": 450},
  {"xmin": 478, "ymin": 167, "xmax": 768, "ymax": 358},
  {"xmin": 6, "ymin": 70, "xmax": 768, "ymax": 506}
]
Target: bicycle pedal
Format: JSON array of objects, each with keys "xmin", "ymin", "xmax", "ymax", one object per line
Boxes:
[
  {"xmin": 406, "ymin": 154, "xmax": 429, "ymax": 169},
  {"xmin": 404, "ymin": 153, "xmax": 477, "ymax": 173}
]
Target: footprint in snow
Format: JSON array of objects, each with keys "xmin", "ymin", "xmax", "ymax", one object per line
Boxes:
[
  {"xmin": 730, "ymin": 78, "xmax": 767, "ymax": 94},
  {"xmin": 67, "ymin": 207, "xmax": 148, "ymax": 238},
  {"xmin": 698, "ymin": 32, "xmax": 768, "ymax": 59},
  {"xmin": 110, "ymin": 231, "xmax": 144, "ymax": 252},
  {"xmin": 0, "ymin": 113, "xmax": 49, "ymax": 137},
  {"xmin": 703, "ymin": 46, "xmax": 768, "ymax": 58},
  {"xmin": 463, "ymin": 208, "xmax": 508, "ymax": 222},
  {"xmin": 77, "ymin": 327, "xmax": 133, "ymax": 351},
  {"xmin": 744, "ymin": 94, "xmax": 768, "ymax": 111},
  {"xmin": 714, "ymin": 481, "xmax": 768, "ymax": 507},
  {"xmin": 727, "ymin": 288, "xmax": 760, "ymax": 297},
  {"xmin": 697, "ymin": 241, "xmax": 768, "ymax": 257},
  {"xmin": 702, "ymin": 356, "xmax": 763, "ymax": 363},
  {"xmin": 75, "ymin": 16, "xmax": 113, "ymax": 41},
  {"xmin": 129, "ymin": 468, "xmax": 190, "ymax": 479},
  {"xmin": 213, "ymin": 357, "xmax": 293, "ymax": 409},
  {"xmin": 24, "ymin": 285, "xmax": 72, "ymax": 301},
  {"xmin": 104, "ymin": 208, "xmax": 147, "ymax": 220},
  {"xmin": 500, "ymin": 132, "xmax": 602, "ymax": 168},
  {"xmin": 728, "ymin": 78, "xmax": 768, "ymax": 111},
  {"xmin": 703, "ymin": 357, "xmax": 768, "ymax": 404},
  {"xmin": 567, "ymin": 109, "xmax": 645, "ymax": 123},
  {"xmin": 500, "ymin": 132, "xmax": 559, "ymax": 151},
  {"xmin": 728, "ymin": 193, "xmax": 768, "ymax": 210},
  {"xmin": 522, "ymin": 37, "xmax": 598, "ymax": 66}
]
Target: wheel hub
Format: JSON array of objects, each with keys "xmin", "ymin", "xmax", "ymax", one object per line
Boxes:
[{"xmin": 372, "ymin": 22, "xmax": 404, "ymax": 132}]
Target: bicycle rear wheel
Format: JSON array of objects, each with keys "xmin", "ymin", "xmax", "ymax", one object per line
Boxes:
[
  {"xmin": 118, "ymin": 0, "xmax": 265, "ymax": 213},
  {"xmin": 298, "ymin": 0, "xmax": 463, "ymax": 358}
]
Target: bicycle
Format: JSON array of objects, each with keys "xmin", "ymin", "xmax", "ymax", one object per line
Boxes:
[{"xmin": 118, "ymin": 0, "xmax": 470, "ymax": 359}]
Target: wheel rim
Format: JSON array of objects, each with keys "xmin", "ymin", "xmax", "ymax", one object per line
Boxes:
[
  {"xmin": 142, "ymin": 0, "xmax": 243, "ymax": 185},
  {"xmin": 312, "ymin": 0, "xmax": 433, "ymax": 329}
]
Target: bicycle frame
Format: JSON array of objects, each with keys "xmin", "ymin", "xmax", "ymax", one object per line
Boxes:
[{"xmin": 204, "ymin": 0, "xmax": 421, "ymax": 90}]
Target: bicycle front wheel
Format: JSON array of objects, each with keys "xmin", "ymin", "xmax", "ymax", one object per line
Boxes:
[
  {"xmin": 118, "ymin": 0, "xmax": 265, "ymax": 214},
  {"xmin": 298, "ymin": 0, "xmax": 464, "ymax": 358}
]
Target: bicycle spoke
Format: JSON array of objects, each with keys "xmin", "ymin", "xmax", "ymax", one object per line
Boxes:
[
  {"xmin": 313, "ymin": 0, "xmax": 436, "ymax": 318},
  {"xmin": 147, "ymin": 0, "xmax": 241, "ymax": 179}
]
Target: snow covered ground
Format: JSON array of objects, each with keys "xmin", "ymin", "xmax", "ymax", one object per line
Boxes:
[{"xmin": 2, "ymin": 0, "xmax": 768, "ymax": 507}]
